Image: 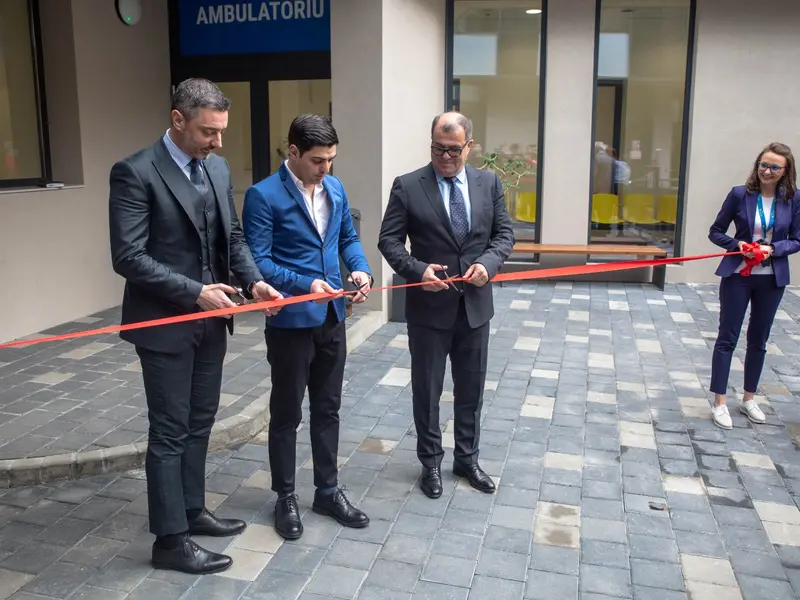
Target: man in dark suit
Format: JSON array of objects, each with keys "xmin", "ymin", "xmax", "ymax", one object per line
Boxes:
[
  {"xmin": 109, "ymin": 78, "xmax": 283, "ymax": 575},
  {"xmin": 378, "ymin": 111, "xmax": 514, "ymax": 499},
  {"xmin": 242, "ymin": 114, "xmax": 371, "ymax": 540}
]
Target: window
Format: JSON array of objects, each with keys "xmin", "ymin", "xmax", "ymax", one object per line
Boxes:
[
  {"xmin": 447, "ymin": 0, "xmax": 545, "ymax": 248},
  {"xmin": 0, "ymin": 0, "xmax": 48, "ymax": 186},
  {"xmin": 589, "ymin": 0, "xmax": 693, "ymax": 258}
]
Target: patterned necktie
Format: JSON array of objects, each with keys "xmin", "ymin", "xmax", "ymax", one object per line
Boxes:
[
  {"xmin": 446, "ymin": 176, "xmax": 469, "ymax": 245},
  {"xmin": 189, "ymin": 158, "xmax": 208, "ymax": 194}
]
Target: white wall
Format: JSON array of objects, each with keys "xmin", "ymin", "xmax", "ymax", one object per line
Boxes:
[
  {"xmin": 0, "ymin": 0, "xmax": 170, "ymax": 344},
  {"xmin": 332, "ymin": 0, "xmax": 445, "ymax": 319},
  {"xmin": 675, "ymin": 0, "xmax": 800, "ymax": 283}
]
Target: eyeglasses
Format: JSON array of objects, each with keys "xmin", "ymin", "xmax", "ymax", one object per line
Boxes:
[
  {"xmin": 431, "ymin": 145, "xmax": 466, "ymax": 158},
  {"xmin": 759, "ymin": 161, "xmax": 785, "ymax": 174}
]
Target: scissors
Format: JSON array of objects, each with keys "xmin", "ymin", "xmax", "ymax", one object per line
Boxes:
[
  {"xmin": 350, "ymin": 279, "xmax": 370, "ymax": 301},
  {"xmin": 232, "ymin": 287, "xmax": 248, "ymax": 305},
  {"xmin": 441, "ymin": 268, "xmax": 461, "ymax": 292}
]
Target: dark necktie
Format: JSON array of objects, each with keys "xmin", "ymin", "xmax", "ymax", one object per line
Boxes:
[
  {"xmin": 446, "ymin": 176, "xmax": 469, "ymax": 245},
  {"xmin": 189, "ymin": 158, "xmax": 208, "ymax": 194}
]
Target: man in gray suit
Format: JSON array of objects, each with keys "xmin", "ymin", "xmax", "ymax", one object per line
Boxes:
[
  {"xmin": 109, "ymin": 78, "xmax": 282, "ymax": 575},
  {"xmin": 378, "ymin": 112, "xmax": 515, "ymax": 501}
]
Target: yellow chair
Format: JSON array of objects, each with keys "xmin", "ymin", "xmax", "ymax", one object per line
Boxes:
[
  {"xmin": 622, "ymin": 194, "xmax": 659, "ymax": 225},
  {"xmin": 591, "ymin": 194, "xmax": 622, "ymax": 225},
  {"xmin": 515, "ymin": 192, "xmax": 537, "ymax": 223},
  {"xmin": 657, "ymin": 194, "xmax": 678, "ymax": 225}
]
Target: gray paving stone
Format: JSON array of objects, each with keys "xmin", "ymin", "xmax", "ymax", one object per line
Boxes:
[
  {"xmin": 421, "ymin": 553, "xmax": 476, "ymax": 588},
  {"xmin": 468, "ymin": 575, "xmax": 524, "ymax": 600},
  {"xmin": 525, "ymin": 570, "xmax": 578, "ymax": 600},
  {"xmin": 5, "ymin": 284, "xmax": 800, "ymax": 598},
  {"xmin": 579, "ymin": 564, "xmax": 631, "ymax": 598},
  {"xmin": 737, "ymin": 574, "xmax": 797, "ymax": 600},
  {"xmin": 580, "ymin": 540, "xmax": 629, "ymax": 570}
]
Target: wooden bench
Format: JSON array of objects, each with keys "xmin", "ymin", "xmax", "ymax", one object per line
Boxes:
[{"xmin": 509, "ymin": 242, "xmax": 669, "ymax": 290}]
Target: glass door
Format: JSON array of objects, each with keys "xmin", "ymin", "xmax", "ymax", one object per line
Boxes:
[
  {"xmin": 267, "ymin": 79, "xmax": 332, "ymax": 174},
  {"xmin": 206, "ymin": 79, "xmax": 332, "ymax": 218},
  {"xmin": 214, "ymin": 82, "xmax": 252, "ymax": 218}
]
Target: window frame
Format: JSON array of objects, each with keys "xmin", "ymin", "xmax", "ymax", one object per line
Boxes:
[
  {"xmin": 0, "ymin": 0, "xmax": 52, "ymax": 189},
  {"xmin": 587, "ymin": 0, "xmax": 697, "ymax": 256},
  {"xmin": 444, "ymin": 0, "xmax": 548, "ymax": 245}
]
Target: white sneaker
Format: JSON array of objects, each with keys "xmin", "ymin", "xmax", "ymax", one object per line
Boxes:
[
  {"xmin": 740, "ymin": 399, "xmax": 766, "ymax": 424},
  {"xmin": 712, "ymin": 404, "xmax": 732, "ymax": 430}
]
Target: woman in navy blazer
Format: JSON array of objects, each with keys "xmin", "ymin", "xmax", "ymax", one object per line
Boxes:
[{"xmin": 708, "ymin": 142, "xmax": 800, "ymax": 429}]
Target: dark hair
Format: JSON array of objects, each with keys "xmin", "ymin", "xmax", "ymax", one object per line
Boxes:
[
  {"xmin": 288, "ymin": 114, "xmax": 339, "ymax": 154},
  {"xmin": 431, "ymin": 112, "xmax": 473, "ymax": 141},
  {"xmin": 171, "ymin": 78, "xmax": 231, "ymax": 117},
  {"xmin": 746, "ymin": 142, "xmax": 797, "ymax": 201}
]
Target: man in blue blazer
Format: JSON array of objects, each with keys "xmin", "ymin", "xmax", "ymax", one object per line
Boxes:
[{"xmin": 242, "ymin": 114, "xmax": 372, "ymax": 540}]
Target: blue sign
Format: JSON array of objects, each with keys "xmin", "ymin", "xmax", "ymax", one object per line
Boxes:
[{"xmin": 178, "ymin": 0, "xmax": 330, "ymax": 56}]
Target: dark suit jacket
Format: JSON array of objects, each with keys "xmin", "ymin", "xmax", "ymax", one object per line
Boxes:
[
  {"xmin": 709, "ymin": 185, "xmax": 800, "ymax": 287},
  {"xmin": 378, "ymin": 163, "xmax": 515, "ymax": 330},
  {"xmin": 109, "ymin": 138, "xmax": 263, "ymax": 352}
]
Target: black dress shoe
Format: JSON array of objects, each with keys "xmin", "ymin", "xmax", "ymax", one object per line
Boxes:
[
  {"xmin": 187, "ymin": 508, "xmax": 246, "ymax": 537},
  {"xmin": 312, "ymin": 487, "xmax": 370, "ymax": 528},
  {"xmin": 453, "ymin": 462, "xmax": 495, "ymax": 493},
  {"xmin": 275, "ymin": 494, "xmax": 303, "ymax": 540},
  {"xmin": 152, "ymin": 536, "xmax": 232, "ymax": 575},
  {"xmin": 420, "ymin": 466, "xmax": 443, "ymax": 499}
]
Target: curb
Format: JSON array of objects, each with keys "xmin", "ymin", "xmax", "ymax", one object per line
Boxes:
[{"xmin": 0, "ymin": 310, "xmax": 386, "ymax": 488}]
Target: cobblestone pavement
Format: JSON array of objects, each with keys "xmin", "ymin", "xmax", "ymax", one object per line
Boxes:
[
  {"xmin": 0, "ymin": 307, "xmax": 370, "ymax": 460},
  {"xmin": 3, "ymin": 281, "xmax": 800, "ymax": 599}
]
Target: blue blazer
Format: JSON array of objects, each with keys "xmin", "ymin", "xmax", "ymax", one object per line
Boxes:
[
  {"xmin": 242, "ymin": 164, "xmax": 371, "ymax": 329},
  {"xmin": 709, "ymin": 185, "xmax": 800, "ymax": 287}
]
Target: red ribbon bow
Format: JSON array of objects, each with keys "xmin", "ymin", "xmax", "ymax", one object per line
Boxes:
[{"xmin": 738, "ymin": 242, "xmax": 766, "ymax": 276}]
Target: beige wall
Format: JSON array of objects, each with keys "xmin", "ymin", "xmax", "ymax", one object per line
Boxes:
[
  {"xmin": 0, "ymin": 0, "xmax": 170, "ymax": 344},
  {"xmin": 539, "ymin": 0, "xmax": 597, "ymax": 247},
  {"xmin": 332, "ymin": 0, "xmax": 445, "ymax": 319},
  {"xmin": 674, "ymin": 0, "xmax": 800, "ymax": 283}
]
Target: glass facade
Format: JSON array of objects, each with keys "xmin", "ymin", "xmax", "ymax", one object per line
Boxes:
[
  {"xmin": 0, "ymin": 0, "xmax": 45, "ymax": 183},
  {"xmin": 589, "ymin": 1, "xmax": 692, "ymax": 257},
  {"xmin": 450, "ymin": 0, "xmax": 544, "ymax": 246}
]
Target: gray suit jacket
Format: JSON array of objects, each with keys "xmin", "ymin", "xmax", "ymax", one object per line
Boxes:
[
  {"xmin": 108, "ymin": 138, "xmax": 262, "ymax": 352},
  {"xmin": 378, "ymin": 163, "xmax": 515, "ymax": 330}
]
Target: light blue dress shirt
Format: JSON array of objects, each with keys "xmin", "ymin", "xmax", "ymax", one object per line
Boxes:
[
  {"xmin": 436, "ymin": 168, "xmax": 471, "ymax": 230},
  {"xmin": 163, "ymin": 130, "xmax": 201, "ymax": 181}
]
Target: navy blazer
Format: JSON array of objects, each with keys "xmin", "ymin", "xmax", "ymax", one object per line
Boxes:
[
  {"xmin": 242, "ymin": 163, "xmax": 371, "ymax": 329},
  {"xmin": 709, "ymin": 185, "xmax": 800, "ymax": 287}
]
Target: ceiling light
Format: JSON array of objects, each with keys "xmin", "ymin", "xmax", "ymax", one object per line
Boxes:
[{"xmin": 526, "ymin": 8, "xmax": 542, "ymax": 14}]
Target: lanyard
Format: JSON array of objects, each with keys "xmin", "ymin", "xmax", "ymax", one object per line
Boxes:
[{"xmin": 757, "ymin": 194, "xmax": 775, "ymax": 236}]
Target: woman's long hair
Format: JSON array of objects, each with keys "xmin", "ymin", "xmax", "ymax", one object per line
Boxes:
[{"xmin": 745, "ymin": 142, "xmax": 797, "ymax": 201}]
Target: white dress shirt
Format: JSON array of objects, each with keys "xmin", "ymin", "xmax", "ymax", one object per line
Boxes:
[{"xmin": 285, "ymin": 160, "xmax": 330, "ymax": 239}]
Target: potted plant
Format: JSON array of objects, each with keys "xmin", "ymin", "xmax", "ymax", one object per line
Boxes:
[{"xmin": 478, "ymin": 152, "xmax": 535, "ymax": 215}]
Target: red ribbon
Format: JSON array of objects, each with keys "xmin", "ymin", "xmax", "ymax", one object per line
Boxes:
[
  {"xmin": 0, "ymin": 250, "xmax": 743, "ymax": 349},
  {"xmin": 737, "ymin": 242, "xmax": 766, "ymax": 277}
]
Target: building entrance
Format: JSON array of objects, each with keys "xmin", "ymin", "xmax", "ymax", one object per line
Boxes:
[{"xmin": 168, "ymin": 0, "xmax": 332, "ymax": 210}]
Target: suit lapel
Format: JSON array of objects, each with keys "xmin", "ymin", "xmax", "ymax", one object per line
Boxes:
[
  {"xmin": 322, "ymin": 178, "xmax": 340, "ymax": 244},
  {"xmin": 279, "ymin": 164, "xmax": 318, "ymax": 234},
  {"xmin": 466, "ymin": 166, "xmax": 483, "ymax": 237},
  {"xmin": 152, "ymin": 139, "xmax": 202, "ymax": 236},
  {"xmin": 421, "ymin": 164, "xmax": 459, "ymax": 247},
  {"xmin": 206, "ymin": 156, "xmax": 231, "ymax": 240},
  {"xmin": 745, "ymin": 190, "xmax": 756, "ymax": 238}
]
